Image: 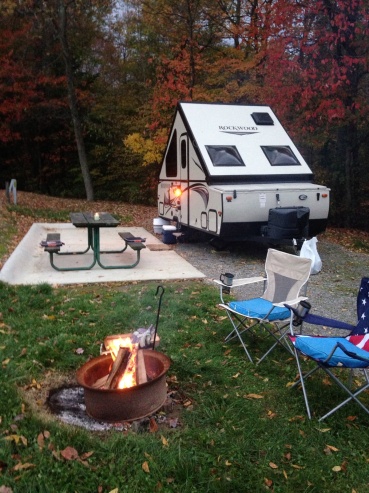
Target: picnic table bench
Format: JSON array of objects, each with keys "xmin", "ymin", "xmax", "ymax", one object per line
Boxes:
[
  {"xmin": 118, "ymin": 232, "xmax": 146, "ymax": 251},
  {"xmin": 43, "ymin": 233, "xmax": 63, "ymax": 253}
]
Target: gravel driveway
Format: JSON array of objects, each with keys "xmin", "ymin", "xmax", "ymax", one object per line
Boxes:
[{"xmin": 175, "ymin": 237, "xmax": 369, "ymax": 327}]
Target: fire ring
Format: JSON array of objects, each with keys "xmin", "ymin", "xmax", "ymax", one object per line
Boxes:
[{"xmin": 76, "ymin": 350, "xmax": 171, "ymax": 422}]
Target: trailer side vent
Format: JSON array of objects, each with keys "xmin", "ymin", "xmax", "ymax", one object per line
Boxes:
[{"xmin": 251, "ymin": 112, "xmax": 274, "ymax": 125}]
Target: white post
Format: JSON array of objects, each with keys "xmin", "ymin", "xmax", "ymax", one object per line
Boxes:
[{"xmin": 9, "ymin": 179, "xmax": 17, "ymax": 205}]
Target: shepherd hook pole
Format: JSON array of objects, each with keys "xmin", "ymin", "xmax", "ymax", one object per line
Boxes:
[{"xmin": 153, "ymin": 285, "xmax": 165, "ymax": 350}]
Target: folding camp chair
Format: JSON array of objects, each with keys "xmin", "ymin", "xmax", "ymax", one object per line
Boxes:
[
  {"xmin": 286, "ymin": 277, "xmax": 369, "ymax": 421},
  {"xmin": 214, "ymin": 248, "xmax": 312, "ymax": 364}
]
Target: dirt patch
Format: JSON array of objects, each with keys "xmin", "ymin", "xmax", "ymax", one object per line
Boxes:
[{"xmin": 21, "ymin": 370, "xmax": 187, "ymax": 434}]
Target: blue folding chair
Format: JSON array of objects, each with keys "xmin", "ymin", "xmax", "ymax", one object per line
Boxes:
[
  {"xmin": 286, "ymin": 277, "xmax": 369, "ymax": 421},
  {"xmin": 214, "ymin": 248, "xmax": 312, "ymax": 364}
]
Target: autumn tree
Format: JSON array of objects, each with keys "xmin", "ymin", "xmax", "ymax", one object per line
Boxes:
[
  {"xmin": 262, "ymin": 0, "xmax": 369, "ymax": 227},
  {"xmin": 30, "ymin": 0, "xmax": 117, "ymax": 201},
  {"xmin": 125, "ymin": 0, "xmax": 276, "ymax": 153},
  {"xmin": 0, "ymin": 4, "xmax": 72, "ymax": 193}
]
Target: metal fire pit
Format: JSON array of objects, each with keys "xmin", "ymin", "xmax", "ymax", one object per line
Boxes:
[{"xmin": 76, "ymin": 350, "xmax": 171, "ymax": 422}]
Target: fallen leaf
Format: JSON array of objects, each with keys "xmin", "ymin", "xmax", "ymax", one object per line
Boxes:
[
  {"xmin": 161, "ymin": 435, "xmax": 169, "ymax": 447},
  {"xmin": 149, "ymin": 417, "xmax": 158, "ymax": 433},
  {"xmin": 37, "ymin": 433, "xmax": 45, "ymax": 450},
  {"xmin": 4, "ymin": 435, "xmax": 27, "ymax": 446},
  {"xmin": 13, "ymin": 462, "xmax": 35, "ymax": 471},
  {"xmin": 332, "ymin": 465, "xmax": 342, "ymax": 472},
  {"xmin": 269, "ymin": 462, "xmax": 278, "ymax": 469},
  {"xmin": 75, "ymin": 348, "xmax": 84, "ymax": 355},
  {"xmin": 289, "ymin": 415, "xmax": 305, "ymax": 422},
  {"xmin": 326, "ymin": 444, "xmax": 339, "ymax": 452},
  {"xmin": 80, "ymin": 451, "xmax": 94, "ymax": 460},
  {"xmin": 60, "ymin": 446, "xmax": 79, "ymax": 461},
  {"xmin": 142, "ymin": 461, "xmax": 150, "ymax": 473},
  {"xmin": 264, "ymin": 478, "xmax": 273, "ymax": 488},
  {"xmin": 0, "ymin": 486, "xmax": 13, "ymax": 493},
  {"xmin": 243, "ymin": 393, "xmax": 264, "ymax": 399}
]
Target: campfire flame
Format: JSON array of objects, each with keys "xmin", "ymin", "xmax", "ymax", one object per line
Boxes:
[{"xmin": 106, "ymin": 337, "xmax": 138, "ymax": 389}]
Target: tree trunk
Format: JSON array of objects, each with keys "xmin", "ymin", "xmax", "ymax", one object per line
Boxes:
[{"xmin": 56, "ymin": 0, "xmax": 94, "ymax": 201}]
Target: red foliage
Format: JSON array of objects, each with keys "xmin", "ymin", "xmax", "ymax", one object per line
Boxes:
[{"xmin": 262, "ymin": 0, "xmax": 369, "ymax": 135}]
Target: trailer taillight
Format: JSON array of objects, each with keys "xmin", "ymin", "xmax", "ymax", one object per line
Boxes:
[{"xmin": 322, "ymin": 193, "xmax": 328, "ymax": 198}]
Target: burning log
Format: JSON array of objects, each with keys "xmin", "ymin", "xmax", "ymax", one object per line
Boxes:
[
  {"xmin": 104, "ymin": 347, "xmax": 131, "ymax": 390},
  {"xmin": 136, "ymin": 349, "xmax": 147, "ymax": 385}
]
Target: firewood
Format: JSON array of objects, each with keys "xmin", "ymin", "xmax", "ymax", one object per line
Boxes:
[
  {"xmin": 104, "ymin": 347, "xmax": 131, "ymax": 390},
  {"xmin": 136, "ymin": 349, "xmax": 147, "ymax": 385},
  {"xmin": 91, "ymin": 374, "xmax": 109, "ymax": 389}
]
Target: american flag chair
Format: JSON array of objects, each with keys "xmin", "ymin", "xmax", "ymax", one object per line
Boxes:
[
  {"xmin": 214, "ymin": 248, "xmax": 312, "ymax": 364},
  {"xmin": 286, "ymin": 277, "xmax": 369, "ymax": 421}
]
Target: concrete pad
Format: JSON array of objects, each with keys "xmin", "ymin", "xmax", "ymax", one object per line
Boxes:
[{"xmin": 0, "ymin": 223, "xmax": 205, "ymax": 285}]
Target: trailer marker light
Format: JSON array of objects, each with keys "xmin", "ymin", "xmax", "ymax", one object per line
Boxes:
[
  {"xmin": 322, "ymin": 193, "xmax": 328, "ymax": 198},
  {"xmin": 226, "ymin": 196, "xmax": 233, "ymax": 202},
  {"xmin": 173, "ymin": 187, "xmax": 182, "ymax": 198}
]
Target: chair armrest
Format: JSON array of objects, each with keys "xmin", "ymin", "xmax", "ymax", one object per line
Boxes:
[
  {"xmin": 327, "ymin": 342, "xmax": 369, "ymax": 364},
  {"xmin": 284, "ymin": 304, "xmax": 355, "ymax": 331},
  {"xmin": 274, "ymin": 296, "xmax": 308, "ymax": 308},
  {"xmin": 337, "ymin": 342, "xmax": 369, "ymax": 361},
  {"xmin": 213, "ymin": 276, "xmax": 265, "ymax": 289}
]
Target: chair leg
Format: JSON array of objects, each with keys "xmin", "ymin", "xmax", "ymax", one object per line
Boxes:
[
  {"xmin": 292, "ymin": 347, "xmax": 312, "ymax": 419},
  {"xmin": 292, "ymin": 354, "xmax": 369, "ymax": 421},
  {"xmin": 256, "ymin": 322, "xmax": 293, "ymax": 365},
  {"xmin": 224, "ymin": 312, "xmax": 254, "ymax": 363},
  {"xmin": 317, "ymin": 368, "xmax": 369, "ymax": 421}
]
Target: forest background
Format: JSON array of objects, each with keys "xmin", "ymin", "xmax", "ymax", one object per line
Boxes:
[{"xmin": 1, "ymin": 0, "xmax": 369, "ymax": 230}]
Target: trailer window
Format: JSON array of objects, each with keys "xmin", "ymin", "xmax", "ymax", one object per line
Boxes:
[
  {"xmin": 261, "ymin": 146, "xmax": 300, "ymax": 166},
  {"xmin": 205, "ymin": 145, "xmax": 245, "ymax": 167},
  {"xmin": 181, "ymin": 139, "xmax": 187, "ymax": 169},
  {"xmin": 165, "ymin": 130, "xmax": 178, "ymax": 177}
]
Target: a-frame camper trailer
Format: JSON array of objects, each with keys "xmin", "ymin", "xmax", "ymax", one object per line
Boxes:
[{"xmin": 157, "ymin": 102, "xmax": 330, "ymax": 248}]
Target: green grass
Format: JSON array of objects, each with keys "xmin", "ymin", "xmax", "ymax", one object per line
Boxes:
[
  {"xmin": 7, "ymin": 205, "xmax": 71, "ymax": 222},
  {"xmin": 352, "ymin": 238, "xmax": 369, "ymax": 253},
  {"xmin": 1, "ymin": 280, "xmax": 369, "ymax": 493},
  {"xmin": 6, "ymin": 204, "xmax": 134, "ymax": 225},
  {"xmin": 0, "ymin": 214, "xmax": 17, "ymax": 260}
]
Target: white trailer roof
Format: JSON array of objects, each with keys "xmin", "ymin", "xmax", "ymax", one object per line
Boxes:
[{"xmin": 179, "ymin": 102, "xmax": 312, "ymax": 178}]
